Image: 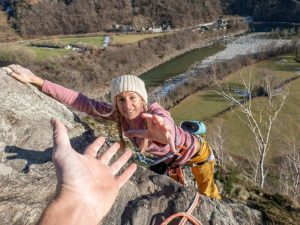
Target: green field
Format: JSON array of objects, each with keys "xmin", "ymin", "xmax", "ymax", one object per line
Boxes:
[
  {"xmin": 0, "ymin": 44, "xmax": 72, "ymax": 62},
  {"xmin": 170, "ymin": 54, "xmax": 300, "ymax": 161},
  {"xmin": 49, "ymin": 35, "xmax": 105, "ymax": 47},
  {"xmin": 35, "ymin": 33, "xmax": 167, "ymax": 46},
  {"xmin": 170, "ymin": 89, "xmax": 232, "ymax": 124},
  {"xmin": 0, "ymin": 33, "xmax": 171, "ymax": 63},
  {"xmin": 111, "ymin": 32, "xmax": 167, "ymax": 44},
  {"xmin": 29, "ymin": 46, "xmax": 71, "ymax": 60}
]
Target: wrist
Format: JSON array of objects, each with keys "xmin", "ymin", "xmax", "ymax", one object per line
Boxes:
[
  {"xmin": 32, "ymin": 76, "xmax": 45, "ymax": 87},
  {"xmin": 38, "ymin": 193, "xmax": 100, "ymax": 225},
  {"xmin": 57, "ymin": 191, "xmax": 101, "ymax": 221}
]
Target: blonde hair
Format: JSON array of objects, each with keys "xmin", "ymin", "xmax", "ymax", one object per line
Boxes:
[{"xmin": 89, "ymin": 97, "xmax": 149, "ymax": 151}]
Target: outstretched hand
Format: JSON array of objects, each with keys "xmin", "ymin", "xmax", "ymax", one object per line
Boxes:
[
  {"xmin": 38, "ymin": 118, "xmax": 137, "ymax": 224},
  {"xmin": 124, "ymin": 113, "xmax": 177, "ymax": 154},
  {"xmin": 5, "ymin": 64, "xmax": 44, "ymax": 87}
]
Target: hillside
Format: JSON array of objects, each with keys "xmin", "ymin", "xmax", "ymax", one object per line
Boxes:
[
  {"xmin": 0, "ymin": 28, "xmax": 247, "ymax": 98},
  {"xmin": 12, "ymin": 0, "xmax": 223, "ymax": 37},
  {"xmin": 0, "ymin": 0, "xmax": 300, "ymax": 40},
  {"xmin": 1, "ymin": 0, "xmax": 299, "ymax": 38},
  {"xmin": 0, "ymin": 10, "xmax": 19, "ymax": 42}
]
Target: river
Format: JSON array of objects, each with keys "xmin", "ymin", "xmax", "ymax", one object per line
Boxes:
[
  {"xmin": 140, "ymin": 43, "xmax": 225, "ymax": 89},
  {"xmin": 149, "ymin": 33, "xmax": 293, "ymax": 100}
]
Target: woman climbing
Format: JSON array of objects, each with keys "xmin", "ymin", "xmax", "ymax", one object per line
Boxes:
[{"xmin": 5, "ymin": 64, "xmax": 221, "ymax": 199}]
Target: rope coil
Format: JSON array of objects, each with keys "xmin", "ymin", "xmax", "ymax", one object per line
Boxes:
[{"xmin": 160, "ymin": 193, "xmax": 202, "ymax": 225}]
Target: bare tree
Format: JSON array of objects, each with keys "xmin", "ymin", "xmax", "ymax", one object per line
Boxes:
[
  {"xmin": 207, "ymin": 120, "xmax": 225, "ymax": 167},
  {"xmin": 279, "ymin": 130, "xmax": 300, "ymax": 202},
  {"xmin": 296, "ymin": 44, "xmax": 300, "ymax": 63},
  {"xmin": 247, "ymin": 147, "xmax": 260, "ymax": 184},
  {"xmin": 215, "ymin": 70, "xmax": 289, "ymax": 187}
]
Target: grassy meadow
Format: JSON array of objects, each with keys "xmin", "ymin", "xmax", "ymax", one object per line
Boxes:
[
  {"xmin": 170, "ymin": 54, "xmax": 300, "ymax": 162},
  {"xmin": 51, "ymin": 35, "xmax": 105, "ymax": 46},
  {"xmin": 0, "ymin": 32, "xmax": 170, "ymax": 64},
  {"xmin": 111, "ymin": 32, "xmax": 167, "ymax": 45},
  {"xmin": 0, "ymin": 44, "xmax": 72, "ymax": 63}
]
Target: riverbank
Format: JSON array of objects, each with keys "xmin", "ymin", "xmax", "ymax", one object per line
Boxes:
[
  {"xmin": 134, "ymin": 28, "xmax": 248, "ymax": 77},
  {"xmin": 150, "ymin": 33, "xmax": 293, "ymax": 106}
]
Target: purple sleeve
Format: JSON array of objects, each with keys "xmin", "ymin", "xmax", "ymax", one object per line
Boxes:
[{"xmin": 42, "ymin": 80, "xmax": 115, "ymax": 120}]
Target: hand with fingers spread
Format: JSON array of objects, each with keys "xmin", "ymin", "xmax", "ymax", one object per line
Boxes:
[
  {"xmin": 38, "ymin": 118, "xmax": 137, "ymax": 225},
  {"xmin": 4, "ymin": 64, "xmax": 45, "ymax": 87},
  {"xmin": 124, "ymin": 113, "xmax": 178, "ymax": 154}
]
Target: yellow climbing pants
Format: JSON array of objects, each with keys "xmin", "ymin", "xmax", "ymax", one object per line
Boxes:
[{"xmin": 187, "ymin": 139, "xmax": 221, "ymax": 200}]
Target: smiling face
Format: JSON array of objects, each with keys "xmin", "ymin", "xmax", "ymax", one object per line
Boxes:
[{"xmin": 116, "ymin": 91, "xmax": 145, "ymax": 120}]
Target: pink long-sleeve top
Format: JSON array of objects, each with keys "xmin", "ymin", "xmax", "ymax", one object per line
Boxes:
[{"xmin": 42, "ymin": 80, "xmax": 199, "ymax": 166}]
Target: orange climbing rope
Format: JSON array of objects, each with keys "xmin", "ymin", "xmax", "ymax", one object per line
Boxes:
[
  {"xmin": 160, "ymin": 193, "xmax": 202, "ymax": 225},
  {"xmin": 160, "ymin": 212, "xmax": 202, "ymax": 225},
  {"xmin": 179, "ymin": 192, "xmax": 200, "ymax": 225}
]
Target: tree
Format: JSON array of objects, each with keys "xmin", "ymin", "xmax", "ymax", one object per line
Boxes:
[
  {"xmin": 296, "ymin": 45, "xmax": 300, "ymax": 63},
  {"xmin": 279, "ymin": 130, "xmax": 300, "ymax": 203},
  {"xmin": 215, "ymin": 70, "xmax": 289, "ymax": 187},
  {"xmin": 207, "ymin": 120, "xmax": 225, "ymax": 167}
]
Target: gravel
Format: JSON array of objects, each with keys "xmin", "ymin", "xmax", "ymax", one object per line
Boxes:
[{"xmin": 202, "ymin": 33, "xmax": 291, "ymax": 65}]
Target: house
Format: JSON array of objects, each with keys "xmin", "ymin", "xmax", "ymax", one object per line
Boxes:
[
  {"xmin": 216, "ymin": 18, "xmax": 229, "ymax": 30},
  {"xmin": 196, "ymin": 21, "xmax": 215, "ymax": 32},
  {"xmin": 152, "ymin": 26, "xmax": 162, "ymax": 32},
  {"xmin": 111, "ymin": 24, "xmax": 136, "ymax": 33},
  {"xmin": 198, "ymin": 25, "xmax": 209, "ymax": 32},
  {"xmin": 162, "ymin": 24, "xmax": 171, "ymax": 31}
]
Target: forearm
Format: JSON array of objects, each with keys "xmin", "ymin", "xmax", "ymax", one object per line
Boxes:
[
  {"xmin": 37, "ymin": 197, "xmax": 99, "ymax": 225},
  {"xmin": 42, "ymin": 80, "xmax": 114, "ymax": 118}
]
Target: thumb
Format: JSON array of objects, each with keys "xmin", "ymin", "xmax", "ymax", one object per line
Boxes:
[
  {"xmin": 168, "ymin": 134, "xmax": 179, "ymax": 155},
  {"xmin": 50, "ymin": 118, "xmax": 72, "ymax": 160}
]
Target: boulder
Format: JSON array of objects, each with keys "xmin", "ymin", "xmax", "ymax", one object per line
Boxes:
[{"xmin": 0, "ymin": 67, "xmax": 266, "ymax": 225}]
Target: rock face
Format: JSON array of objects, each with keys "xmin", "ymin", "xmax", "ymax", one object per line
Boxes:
[
  {"xmin": 0, "ymin": 67, "xmax": 95, "ymax": 224},
  {"xmin": 0, "ymin": 67, "xmax": 266, "ymax": 224}
]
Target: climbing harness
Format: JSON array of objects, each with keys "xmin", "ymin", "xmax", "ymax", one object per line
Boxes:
[{"xmin": 160, "ymin": 192, "xmax": 202, "ymax": 225}]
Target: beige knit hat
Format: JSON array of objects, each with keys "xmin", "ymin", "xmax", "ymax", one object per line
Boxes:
[{"xmin": 111, "ymin": 75, "xmax": 148, "ymax": 104}]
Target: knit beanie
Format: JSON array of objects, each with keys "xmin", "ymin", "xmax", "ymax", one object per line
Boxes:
[{"xmin": 111, "ymin": 75, "xmax": 148, "ymax": 104}]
